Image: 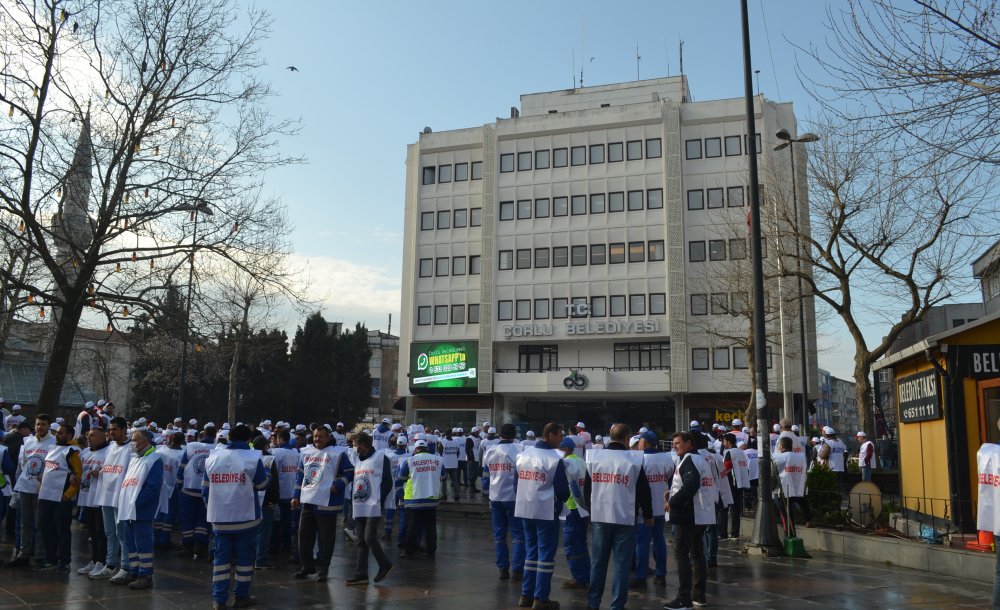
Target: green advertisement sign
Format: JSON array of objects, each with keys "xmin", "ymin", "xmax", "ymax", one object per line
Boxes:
[{"xmin": 410, "ymin": 341, "xmax": 478, "ymax": 393}]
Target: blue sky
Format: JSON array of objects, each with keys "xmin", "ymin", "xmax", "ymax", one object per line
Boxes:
[{"xmin": 254, "ymin": 1, "xmax": 856, "ymax": 377}]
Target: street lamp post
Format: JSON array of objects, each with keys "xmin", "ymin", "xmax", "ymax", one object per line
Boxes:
[
  {"xmin": 175, "ymin": 199, "xmax": 213, "ymax": 420},
  {"xmin": 774, "ymin": 130, "xmax": 819, "ymax": 432}
]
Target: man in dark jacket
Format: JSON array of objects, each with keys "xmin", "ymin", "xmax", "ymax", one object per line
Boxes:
[
  {"xmin": 663, "ymin": 431, "xmax": 704, "ymax": 610},
  {"xmin": 346, "ymin": 433, "xmax": 394, "ymax": 586}
]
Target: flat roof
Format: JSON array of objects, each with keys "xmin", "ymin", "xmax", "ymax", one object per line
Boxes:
[{"xmin": 873, "ymin": 308, "xmax": 1000, "ymax": 370}]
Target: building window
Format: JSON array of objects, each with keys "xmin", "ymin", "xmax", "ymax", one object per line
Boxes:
[
  {"xmin": 729, "ymin": 238, "xmax": 747, "ymax": 260},
  {"xmin": 435, "ymin": 257, "xmax": 449, "ymax": 276},
  {"xmin": 553, "ymin": 246, "xmax": 568, "ymax": 267},
  {"xmin": 689, "ymin": 241, "xmax": 706, "ymax": 262},
  {"xmin": 499, "ymin": 201, "xmax": 514, "ymax": 221},
  {"xmin": 417, "ymin": 306, "xmax": 431, "ymax": 325},
  {"xmin": 590, "ymin": 244, "xmax": 606, "ymax": 265},
  {"xmin": 534, "ymin": 298, "xmax": 550, "ymax": 319},
  {"xmin": 517, "ymin": 199, "xmax": 532, "ymax": 220},
  {"xmin": 711, "ymin": 293, "xmax": 728, "ymax": 315},
  {"xmin": 471, "ymin": 161, "xmax": 483, "ymax": 180},
  {"xmin": 686, "ymin": 190, "xmax": 704, "ymax": 211},
  {"xmin": 650, "ymin": 293, "xmax": 666, "ymax": 315},
  {"xmin": 610, "ymin": 294, "xmax": 626, "ymax": 317},
  {"xmin": 692, "ymin": 348, "xmax": 710, "ymax": 370},
  {"xmin": 434, "ymin": 305, "xmax": 448, "ymax": 325},
  {"xmin": 713, "ymin": 347, "xmax": 730, "ymax": 369},
  {"xmin": 591, "ymin": 296, "xmax": 607, "ymax": 317},
  {"xmin": 438, "ymin": 164, "xmax": 452, "ymax": 183},
  {"xmin": 571, "ymin": 195, "xmax": 587, "ymax": 215},
  {"xmin": 603, "ymin": 242, "xmax": 622, "ymax": 264},
  {"xmin": 608, "ymin": 142, "xmax": 624, "ymax": 162},
  {"xmin": 745, "ymin": 133, "xmax": 762, "ymax": 155},
  {"xmin": 422, "ymin": 167, "xmax": 435, "ymax": 185},
  {"xmin": 517, "ymin": 151, "xmax": 532, "ymax": 171},
  {"xmin": 646, "ymin": 138, "xmax": 662, "ymax": 159},
  {"xmin": 553, "ymin": 148, "xmax": 568, "ymax": 168},
  {"xmin": 704, "ymin": 137, "xmax": 722, "ymax": 158},
  {"xmin": 709, "ymin": 240, "xmax": 726, "ymax": 261},
  {"xmin": 515, "ymin": 299, "xmax": 531, "ymax": 320},
  {"xmin": 516, "ymin": 249, "xmax": 531, "ymax": 269},
  {"xmin": 533, "ymin": 247, "xmax": 550, "ymax": 268},
  {"xmin": 570, "ymin": 245, "xmax": 587, "ymax": 266},
  {"xmin": 589, "ymin": 144, "xmax": 605, "ymax": 164},
  {"xmin": 454, "ymin": 162, "xmax": 469, "ymax": 181},
  {"xmin": 609, "ymin": 191, "xmax": 625, "ymax": 212},
  {"xmin": 648, "ymin": 240, "xmax": 665, "ymax": 262},
  {"xmin": 727, "ymin": 186, "xmax": 744, "ymax": 207},
  {"xmin": 452, "ymin": 256, "xmax": 466, "ymax": 275},
  {"xmin": 647, "ymin": 188, "xmax": 663, "ymax": 210},
  {"xmin": 766, "ymin": 345, "xmax": 773, "ymax": 368},
  {"xmin": 535, "ymin": 149, "xmax": 550, "ymax": 169},
  {"xmin": 519, "ymin": 345, "xmax": 559, "ymax": 372},
  {"xmin": 418, "ymin": 259, "xmax": 432, "ymax": 278},
  {"xmin": 553, "ymin": 298, "xmax": 569, "ymax": 319},
  {"xmin": 437, "ymin": 210, "xmax": 450, "ymax": 229},
  {"xmin": 451, "ymin": 304, "xmax": 465, "ymax": 324},
  {"xmin": 615, "ymin": 342, "xmax": 670, "ymax": 371},
  {"xmin": 707, "ymin": 188, "xmax": 724, "ymax": 209},
  {"xmin": 469, "ymin": 255, "xmax": 481, "ymax": 275},
  {"xmin": 685, "ymin": 139, "xmax": 702, "ymax": 160},
  {"xmin": 627, "ymin": 190, "xmax": 644, "ymax": 211},
  {"xmin": 586, "ymin": 193, "xmax": 604, "ymax": 214},
  {"xmin": 629, "ymin": 241, "xmax": 645, "ymax": 263},
  {"xmin": 420, "ymin": 212, "xmax": 434, "ymax": 230},
  {"xmin": 500, "ymin": 153, "xmax": 514, "ymax": 173},
  {"xmin": 733, "ymin": 347, "xmax": 748, "ymax": 369},
  {"xmin": 630, "ymin": 294, "xmax": 646, "ymax": 315},
  {"xmin": 725, "ymin": 135, "xmax": 741, "ymax": 156},
  {"xmin": 470, "ymin": 207, "xmax": 482, "ymax": 227},
  {"xmin": 731, "ymin": 292, "xmax": 749, "ymax": 315},
  {"xmin": 691, "ymin": 293, "xmax": 708, "ymax": 316},
  {"xmin": 497, "ymin": 300, "xmax": 513, "ymax": 321},
  {"xmin": 468, "ymin": 304, "xmax": 480, "ymax": 324},
  {"xmin": 571, "ymin": 146, "xmax": 586, "ymax": 166},
  {"xmin": 454, "ymin": 208, "xmax": 468, "ymax": 228},
  {"xmin": 535, "ymin": 198, "xmax": 550, "ymax": 218},
  {"xmin": 498, "ymin": 250, "xmax": 513, "ymax": 270},
  {"xmin": 626, "ymin": 140, "xmax": 643, "ymax": 161},
  {"xmin": 571, "ymin": 296, "xmax": 588, "ymax": 317},
  {"xmin": 553, "ymin": 196, "xmax": 569, "ymax": 217}
]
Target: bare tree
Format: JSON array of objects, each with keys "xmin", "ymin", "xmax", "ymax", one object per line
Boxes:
[{"xmin": 0, "ymin": 0, "xmax": 298, "ymax": 411}]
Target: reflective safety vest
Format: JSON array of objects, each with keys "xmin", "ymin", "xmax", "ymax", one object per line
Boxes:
[
  {"xmin": 977, "ymin": 443, "xmax": 1000, "ymax": 535},
  {"xmin": 643, "ymin": 452, "xmax": 676, "ymax": 518},
  {"xmin": 92, "ymin": 442, "xmax": 131, "ymax": 507},
  {"xmin": 404, "ymin": 452, "xmax": 443, "ymax": 500},
  {"xmin": 38, "ymin": 444, "xmax": 77, "ymax": 502},
  {"xmin": 352, "ymin": 450, "xmax": 387, "ymax": 518},
  {"xmin": 271, "ymin": 447, "xmax": 299, "ymax": 500},
  {"xmin": 482, "ymin": 442, "xmax": 521, "ymax": 503},
  {"xmin": 14, "ymin": 434, "xmax": 56, "ymax": 494},
  {"xmin": 300, "ymin": 445, "xmax": 347, "ymax": 507},
  {"xmin": 118, "ymin": 447, "xmax": 162, "ymax": 520},
  {"xmin": 514, "ymin": 446, "xmax": 561, "ymax": 521},
  {"xmin": 774, "ymin": 450, "xmax": 807, "ymax": 498},
  {"xmin": 587, "ymin": 449, "xmax": 642, "ymax": 525},
  {"xmin": 182, "ymin": 442, "xmax": 213, "ymax": 491},
  {"xmin": 726, "ymin": 447, "xmax": 751, "ymax": 489},
  {"xmin": 562, "ymin": 453, "xmax": 589, "ymax": 518},
  {"xmin": 205, "ymin": 448, "xmax": 260, "ymax": 523}
]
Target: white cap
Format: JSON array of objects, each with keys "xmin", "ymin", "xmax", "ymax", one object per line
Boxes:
[
  {"xmin": 97, "ymin": 399, "xmax": 107, "ymax": 406},
  {"xmin": 732, "ymin": 418, "xmax": 743, "ymax": 427},
  {"xmin": 526, "ymin": 430, "xmax": 535, "ymax": 438},
  {"xmin": 397, "ymin": 436, "xmax": 407, "ymax": 445},
  {"xmin": 712, "ymin": 423, "xmax": 720, "ymax": 430},
  {"xmin": 150, "ymin": 422, "xmax": 158, "ymax": 428},
  {"xmin": 204, "ymin": 422, "xmax": 215, "ymax": 429},
  {"xmin": 51, "ymin": 422, "xmax": 60, "ymax": 431},
  {"xmin": 222, "ymin": 423, "xmax": 231, "ymax": 430},
  {"xmin": 594, "ymin": 435, "xmax": 603, "ymax": 441},
  {"xmin": 173, "ymin": 417, "xmax": 182, "ymax": 423},
  {"xmin": 823, "ymin": 426, "xmax": 835, "ymax": 435},
  {"xmin": 324, "ymin": 424, "xmax": 333, "ymax": 431},
  {"xmin": 189, "ymin": 418, "xmax": 198, "ymax": 426},
  {"xmin": 772, "ymin": 424, "xmax": 781, "ymax": 432},
  {"xmin": 742, "ymin": 427, "xmax": 749, "ymax": 433},
  {"xmin": 414, "ymin": 439, "xmax": 428, "ymax": 448},
  {"xmin": 391, "ymin": 423, "xmax": 402, "ymax": 431},
  {"xmin": 689, "ymin": 420, "xmax": 699, "ymax": 427},
  {"xmin": 856, "ymin": 431, "xmax": 867, "ymax": 437},
  {"xmin": 791, "ymin": 425, "xmax": 800, "ymax": 433},
  {"xmin": 12, "ymin": 404, "xmax": 21, "ymax": 411},
  {"xmin": 381, "ymin": 417, "xmax": 391, "ymax": 424},
  {"xmin": 629, "ymin": 435, "xmax": 641, "ymax": 447},
  {"xmin": 295, "ymin": 424, "xmax": 307, "ymax": 432},
  {"xmin": 488, "ymin": 426, "xmax": 497, "ymax": 434},
  {"xmin": 336, "ymin": 422, "xmax": 345, "ymax": 427},
  {"xmin": 811, "ymin": 437, "xmax": 821, "ymax": 443},
  {"xmin": 85, "ymin": 400, "xmax": 95, "ymax": 409},
  {"xmin": 137, "ymin": 417, "xmax": 146, "ymax": 424},
  {"xmin": 575, "ymin": 421, "xmax": 586, "ymax": 429},
  {"xmin": 457, "ymin": 427, "xmax": 464, "ymax": 433},
  {"xmin": 482, "ymin": 421, "xmax": 490, "ymax": 427},
  {"xmin": 56, "ymin": 417, "xmax": 65, "ymax": 424},
  {"xmin": 638, "ymin": 427, "xmax": 648, "ymax": 434},
  {"xmin": 736, "ymin": 440, "xmax": 747, "ymax": 448}
]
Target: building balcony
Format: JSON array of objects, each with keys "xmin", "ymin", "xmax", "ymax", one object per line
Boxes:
[{"xmin": 493, "ymin": 367, "xmax": 670, "ymax": 395}]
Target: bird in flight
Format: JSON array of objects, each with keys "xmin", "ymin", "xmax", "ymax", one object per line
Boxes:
[{"xmin": 286, "ymin": 66, "xmax": 299, "ymax": 72}]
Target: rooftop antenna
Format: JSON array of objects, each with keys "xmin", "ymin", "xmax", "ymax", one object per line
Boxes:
[
  {"xmin": 636, "ymin": 43, "xmax": 641, "ymax": 80},
  {"xmin": 679, "ymin": 39, "xmax": 685, "ymax": 75},
  {"xmin": 572, "ymin": 49, "xmax": 577, "ymax": 88},
  {"xmin": 387, "ymin": 313, "xmax": 392, "ymax": 337},
  {"xmin": 754, "ymin": 69, "xmax": 761, "ymax": 96}
]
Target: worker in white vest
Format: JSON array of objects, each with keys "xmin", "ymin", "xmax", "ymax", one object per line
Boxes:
[
  {"xmin": 36, "ymin": 422, "xmax": 81, "ymax": 573},
  {"xmin": 633, "ymin": 430, "xmax": 673, "ymax": 587},
  {"xmin": 332, "ymin": 422, "xmax": 348, "ymax": 448},
  {"xmin": 7, "ymin": 413, "xmax": 55, "ymax": 569},
  {"xmin": 514, "ymin": 422, "xmax": 570, "ymax": 610},
  {"xmin": 479, "ymin": 427, "xmax": 500, "ymax": 495},
  {"xmin": 664, "ymin": 431, "xmax": 709, "ymax": 610},
  {"xmin": 153, "ymin": 432, "xmax": 184, "ymax": 548},
  {"xmin": 384, "ymin": 436, "xmax": 411, "ymax": 544},
  {"xmin": 270, "ymin": 428, "xmax": 300, "ymax": 561},
  {"xmin": 720, "ymin": 433, "xmax": 750, "ymax": 540},
  {"xmin": 773, "ymin": 436, "xmax": 811, "ymax": 534},
  {"xmin": 88, "ymin": 417, "xmax": 131, "ymax": 580},
  {"xmin": 114, "ymin": 429, "xmax": 164, "ymax": 589},
  {"xmin": 177, "ymin": 430, "xmax": 214, "ymax": 559},
  {"xmin": 466, "ymin": 426, "xmax": 482, "ymax": 493},
  {"xmin": 856, "ymin": 431, "xmax": 877, "ymax": 481},
  {"xmin": 821, "ymin": 426, "xmax": 848, "ymax": 489},
  {"xmin": 741, "ymin": 440, "xmax": 759, "ymax": 513},
  {"xmin": 521, "ymin": 430, "xmax": 537, "ymax": 451},
  {"xmin": 440, "ymin": 429, "xmax": 461, "ymax": 502},
  {"xmin": 558, "ymin": 436, "xmax": 590, "ymax": 590},
  {"xmin": 482, "ymin": 423, "xmax": 524, "ymax": 580},
  {"xmin": 372, "ymin": 418, "xmax": 392, "ymax": 451},
  {"xmin": 732, "ymin": 418, "xmax": 748, "ymax": 446},
  {"xmin": 585, "ymin": 423, "xmax": 652, "ymax": 610},
  {"xmin": 975, "ymin": 421, "xmax": 1000, "ymax": 608},
  {"xmin": 78, "ymin": 428, "xmax": 110, "ymax": 577},
  {"xmin": 203, "ymin": 424, "xmax": 268, "ymax": 609},
  {"xmin": 346, "ymin": 432, "xmax": 394, "ymax": 586},
  {"xmin": 399, "ymin": 439, "xmax": 446, "ymax": 558}
]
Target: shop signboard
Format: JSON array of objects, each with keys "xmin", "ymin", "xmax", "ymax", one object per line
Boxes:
[
  {"xmin": 897, "ymin": 369, "xmax": 941, "ymax": 423},
  {"xmin": 409, "ymin": 341, "xmax": 478, "ymax": 394}
]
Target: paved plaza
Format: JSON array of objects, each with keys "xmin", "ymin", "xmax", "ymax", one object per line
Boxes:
[{"xmin": 0, "ymin": 508, "xmax": 992, "ymax": 609}]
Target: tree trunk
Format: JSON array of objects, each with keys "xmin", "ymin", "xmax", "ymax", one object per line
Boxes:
[
  {"xmin": 226, "ymin": 299, "xmax": 251, "ymax": 427},
  {"xmin": 36, "ymin": 293, "xmax": 85, "ymax": 412},
  {"xmin": 854, "ymin": 355, "xmax": 875, "ymax": 438}
]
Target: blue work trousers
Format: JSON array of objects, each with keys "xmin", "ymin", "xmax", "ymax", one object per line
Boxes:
[
  {"xmin": 562, "ymin": 509, "xmax": 590, "ymax": 583},
  {"xmin": 276, "ymin": 499, "xmax": 298, "ymax": 558},
  {"xmin": 122, "ymin": 519, "xmax": 154, "ymax": 576},
  {"xmin": 490, "ymin": 500, "xmax": 524, "ymax": 571},
  {"xmin": 522, "ymin": 518, "xmax": 559, "ymax": 602},
  {"xmin": 256, "ymin": 506, "xmax": 276, "ymax": 564},
  {"xmin": 154, "ymin": 489, "xmax": 179, "ymax": 546},
  {"xmin": 703, "ymin": 523, "xmax": 718, "ymax": 563},
  {"xmin": 634, "ymin": 515, "xmax": 666, "ymax": 579},
  {"xmin": 587, "ymin": 522, "xmax": 636, "ymax": 610},
  {"xmin": 212, "ymin": 527, "xmax": 257, "ymax": 604},
  {"xmin": 179, "ymin": 492, "xmax": 209, "ymax": 545}
]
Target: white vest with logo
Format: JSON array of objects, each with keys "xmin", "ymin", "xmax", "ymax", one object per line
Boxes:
[
  {"xmin": 774, "ymin": 450, "xmax": 807, "ymax": 497},
  {"xmin": 38, "ymin": 444, "xmax": 77, "ymax": 502},
  {"xmin": 14, "ymin": 434, "xmax": 56, "ymax": 494},
  {"xmin": 824, "ymin": 438, "xmax": 847, "ymax": 471},
  {"xmin": 745, "ymin": 447, "xmax": 759, "ymax": 480},
  {"xmin": 587, "ymin": 449, "xmax": 643, "ymax": 525},
  {"xmin": 470, "ymin": 434, "xmax": 482, "ymax": 460},
  {"xmin": 456, "ymin": 436, "xmax": 468, "ymax": 461},
  {"xmin": 352, "ymin": 450, "xmax": 386, "ymax": 518},
  {"xmin": 859, "ymin": 440, "xmax": 877, "ymax": 469},
  {"xmin": 92, "ymin": 442, "xmax": 131, "ymax": 507},
  {"xmin": 977, "ymin": 443, "xmax": 1000, "ymax": 535},
  {"xmin": 271, "ymin": 447, "xmax": 299, "ymax": 500},
  {"xmin": 643, "ymin": 452, "xmax": 676, "ymax": 518},
  {"xmin": 118, "ymin": 448, "xmax": 162, "ymax": 520},
  {"xmin": 479, "ymin": 438, "xmax": 499, "ymax": 462},
  {"xmin": 483, "ymin": 442, "xmax": 522, "ymax": 502},
  {"xmin": 373, "ymin": 428, "xmax": 392, "ymax": 451},
  {"xmin": 440, "ymin": 438, "xmax": 460, "ymax": 469},
  {"xmin": 79, "ymin": 445, "xmax": 108, "ymax": 508},
  {"xmin": 156, "ymin": 446, "xmax": 183, "ymax": 512},
  {"xmin": 300, "ymin": 445, "xmax": 347, "ymax": 506},
  {"xmin": 566, "ymin": 434, "xmax": 585, "ymax": 458},
  {"xmin": 182, "ymin": 442, "xmax": 214, "ymax": 491},
  {"xmin": 405, "ymin": 452, "xmax": 443, "ymax": 500},
  {"xmin": 692, "ymin": 452, "xmax": 716, "ymax": 525},
  {"xmin": 205, "ymin": 448, "xmax": 260, "ymax": 523},
  {"xmin": 332, "ymin": 431, "xmax": 347, "ymax": 447},
  {"xmin": 514, "ymin": 446, "xmax": 562, "ymax": 521},
  {"xmin": 778, "ymin": 431, "xmax": 804, "ymax": 455},
  {"xmin": 726, "ymin": 447, "xmax": 751, "ymax": 489}
]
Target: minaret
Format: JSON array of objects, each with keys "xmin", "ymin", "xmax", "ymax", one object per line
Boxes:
[{"xmin": 52, "ymin": 112, "xmax": 94, "ymax": 288}]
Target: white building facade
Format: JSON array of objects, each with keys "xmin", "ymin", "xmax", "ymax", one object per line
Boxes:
[{"xmin": 399, "ymin": 77, "xmax": 817, "ymax": 435}]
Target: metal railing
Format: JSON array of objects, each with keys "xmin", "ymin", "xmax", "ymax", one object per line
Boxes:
[{"xmin": 493, "ymin": 366, "xmax": 670, "ymax": 373}]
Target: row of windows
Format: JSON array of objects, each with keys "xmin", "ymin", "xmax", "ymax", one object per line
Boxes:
[
  {"xmin": 420, "ymin": 207, "xmax": 483, "ymax": 231},
  {"xmin": 498, "ymin": 241, "xmax": 664, "ymax": 270},
  {"xmin": 499, "ymin": 189, "xmax": 663, "ymax": 221},
  {"xmin": 689, "ymin": 239, "xmax": 747, "ymax": 262},
  {"xmin": 515, "ymin": 342, "xmax": 670, "ymax": 372},
  {"xmin": 690, "ymin": 292, "xmax": 750, "ymax": 316},
  {"xmin": 685, "ymin": 134, "xmax": 761, "ymax": 160},
  {"xmin": 422, "ymin": 161, "xmax": 484, "ymax": 185},
  {"xmin": 687, "ymin": 186, "xmax": 746, "ymax": 210},
  {"xmin": 417, "ymin": 304, "xmax": 481, "ymax": 326},
  {"xmin": 497, "ymin": 293, "xmax": 666, "ymax": 321},
  {"xmin": 691, "ymin": 346, "xmax": 773, "ymax": 370},
  {"xmin": 500, "ymin": 139, "xmax": 662, "ymax": 173},
  {"xmin": 418, "ymin": 255, "xmax": 482, "ymax": 278}
]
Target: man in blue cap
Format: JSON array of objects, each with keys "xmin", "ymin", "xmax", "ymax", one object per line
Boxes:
[{"xmin": 558, "ymin": 436, "xmax": 589, "ymax": 590}]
